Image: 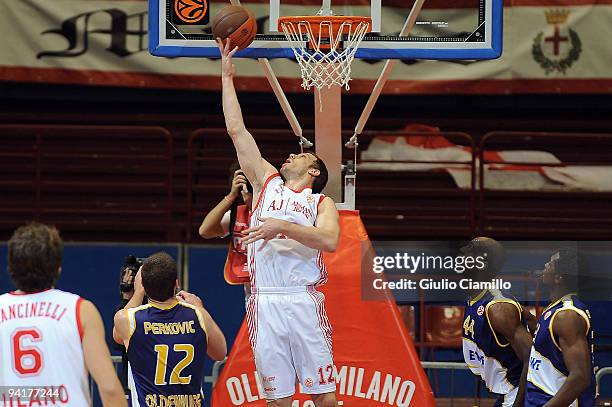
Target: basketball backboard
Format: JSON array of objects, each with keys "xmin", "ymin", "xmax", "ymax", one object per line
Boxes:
[{"xmin": 150, "ymin": 0, "xmax": 502, "ymax": 60}]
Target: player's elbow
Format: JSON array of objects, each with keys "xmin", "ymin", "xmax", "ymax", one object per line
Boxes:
[
  {"xmin": 209, "ymin": 347, "xmax": 227, "ymax": 361},
  {"xmin": 322, "ymin": 232, "xmax": 340, "ymax": 252},
  {"xmin": 98, "ymin": 381, "xmax": 126, "ymax": 407},
  {"xmin": 572, "ymin": 370, "xmax": 591, "ymax": 392},
  {"xmin": 227, "ymin": 127, "xmax": 240, "ymax": 138},
  {"xmin": 112, "ymin": 327, "xmax": 123, "ymax": 346},
  {"xmin": 198, "ymin": 225, "xmax": 217, "ymax": 239},
  {"xmin": 112, "ymin": 314, "xmax": 124, "ymax": 342},
  {"xmin": 226, "ymin": 122, "xmax": 247, "ymax": 139},
  {"xmin": 321, "ymin": 241, "xmax": 337, "ymax": 253},
  {"xmin": 208, "ymin": 340, "xmax": 228, "ymax": 361},
  {"xmin": 207, "ymin": 327, "xmax": 228, "ymax": 361}
]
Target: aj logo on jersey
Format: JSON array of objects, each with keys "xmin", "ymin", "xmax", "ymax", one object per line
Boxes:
[
  {"xmin": 268, "ymin": 199, "xmax": 284, "ymax": 211},
  {"xmin": 267, "ymin": 197, "xmax": 315, "ymax": 221}
]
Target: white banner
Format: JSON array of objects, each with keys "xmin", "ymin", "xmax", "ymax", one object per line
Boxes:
[{"xmin": 0, "ymin": 0, "xmax": 610, "ymax": 93}]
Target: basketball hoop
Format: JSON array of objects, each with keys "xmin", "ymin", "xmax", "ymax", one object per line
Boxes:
[{"xmin": 278, "ymin": 15, "xmax": 371, "ymax": 91}]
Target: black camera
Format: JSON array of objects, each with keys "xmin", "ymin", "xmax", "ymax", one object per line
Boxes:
[
  {"xmin": 120, "ymin": 255, "xmax": 144, "ymax": 293},
  {"xmin": 237, "ymin": 169, "xmax": 253, "ymax": 194}
]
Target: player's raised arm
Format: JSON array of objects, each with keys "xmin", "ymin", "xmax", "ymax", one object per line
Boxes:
[
  {"xmin": 199, "ymin": 306, "xmax": 227, "ymax": 361},
  {"xmin": 242, "ymin": 196, "xmax": 340, "ymax": 252},
  {"xmin": 218, "ymin": 40, "xmax": 276, "ymax": 188},
  {"xmin": 543, "ymin": 310, "xmax": 593, "ymax": 407},
  {"xmin": 80, "ymin": 300, "xmax": 128, "ymax": 407},
  {"xmin": 113, "ymin": 269, "xmax": 145, "ymax": 345},
  {"xmin": 199, "ymin": 169, "xmax": 248, "ymax": 238},
  {"xmin": 487, "ymin": 302, "xmax": 533, "ymax": 407}
]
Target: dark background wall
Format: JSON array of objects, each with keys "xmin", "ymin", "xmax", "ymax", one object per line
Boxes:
[{"xmin": 2, "ymin": 82, "xmax": 612, "ymax": 134}]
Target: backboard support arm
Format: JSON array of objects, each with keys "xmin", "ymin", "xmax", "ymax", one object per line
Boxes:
[{"xmin": 258, "ymin": 58, "xmax": 313, "ymax": 151}]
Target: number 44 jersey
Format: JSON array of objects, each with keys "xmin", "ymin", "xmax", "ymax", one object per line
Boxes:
[
  {"xmin": 462, "ymin": 289, "xmax": 526, "ymax": 396},
  {"xmin": 0, "ymin": 289, "xmax": 91, "ymax": 406}
]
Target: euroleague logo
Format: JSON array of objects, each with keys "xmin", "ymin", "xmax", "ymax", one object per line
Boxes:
[{"xmin": 174, "ymin": 0, "xmax": 207, "ymax": 23}]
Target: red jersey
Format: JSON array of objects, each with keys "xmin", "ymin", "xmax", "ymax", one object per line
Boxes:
[{"xmin": 224, "ymin": 204, "xmax": 250, "ymax": 284}]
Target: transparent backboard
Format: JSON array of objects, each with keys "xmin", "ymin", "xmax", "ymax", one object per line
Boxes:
[{"xmin": 150, "ymin": 0, "xmax": 502, "ymax": 59}]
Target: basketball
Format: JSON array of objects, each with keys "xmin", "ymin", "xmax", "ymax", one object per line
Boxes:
[{"xmin": 212, "ymin": 5, "xmax": 257, "ymax": 50}]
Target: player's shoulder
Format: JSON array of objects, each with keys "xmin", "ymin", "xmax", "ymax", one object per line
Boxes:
[
  {"xmin": 255, "ymin": 171, "xmax": 283, "ymax": 203},
  {"xmin": 262, "ymin": 171, "xmax": 283, "ymax": 187},
  {"xmin": 0, "ymin": 291, "xmax": 10, "ymax": 301},
  {"xmin": 53, "ymin": 288, "xmax": 82, "ymax": 301},
  {"xmin": 125, "ymin": 303, "xmax": 153, "ymax": 320},
  {"xmin": 177, "ymin": 302, "xmax": 207, "ymax": 331},
  {"xmin": 177, "ymin": 301, "xmax": 202, "ymax": 315},
  {"xmin": 130, "ymin": 303, "xmax": 153, "ymax": 314},
  {"xmin": 563, "ymin": 294, "xmax": 588, "ymax": 311},
  {"xmin": 486, "ymin": 291, "xmax": 522, "ymax": 319},
  {"xmin": 314, "ymin": 195, "xmax": 337, "ymax": 211},
  {"xmin": 553, "ymin": 296, "xmax": 590, "ymax": 329},
  {"xmin": 488, "ymin": 290, "xmax": 521, "ymax": 307},
  {"xmin": 551, "ymin": 305, "xmax": 590, "ymax": 337},
  {"xmin": 489, "ymin": 289, "xmax": 518, "ymax": 301}
]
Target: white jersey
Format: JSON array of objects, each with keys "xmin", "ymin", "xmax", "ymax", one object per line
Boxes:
[
  {"xmin": 248, "ymin": 173, "xmax": 327, "ymax": 288},
  {"xmin": 0, "ymin": 289, "xmax": 91, "ymax": 406}
]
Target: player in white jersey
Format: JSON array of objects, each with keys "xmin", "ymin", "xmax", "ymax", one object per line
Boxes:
[
  {"xmin": 218, "ymin": 39, "xmax": 340, "ymax": 407},
  {"xmin": 0, "ymin": 223, "xmax": 127, "ymax": 407}
]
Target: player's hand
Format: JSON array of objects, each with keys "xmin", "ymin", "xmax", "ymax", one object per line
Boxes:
[
  {"xmin": 228, "ymin": 170, "xmax": 248, "ymax": 200},
  {"xmin": 176, "ymin": 290, "xmax": 204, "ymax": 308},
  {"xmin": 522, "ymin": 307, "xmax": 538, "ymax": 333},
  {"xmin": 216, "ymin": 38, "xmax": 238, "ymax": 78},
  {"xmin": 133, "ymin": 268, "xmax": 145, "ymax": 296},
  {"xmin": 242, "ymin": 217, "xmax": 287, "ymax": 245}
]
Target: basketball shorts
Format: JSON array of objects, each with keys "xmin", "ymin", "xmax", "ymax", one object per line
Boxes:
[{"xmin": 246, "ymin": 286, "xmax": 336, "ymax": 400}]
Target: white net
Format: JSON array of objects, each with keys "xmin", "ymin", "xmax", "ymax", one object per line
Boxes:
[{"xmin": 279, "ymin": 18, "xmax": 371, "ymax": 91}]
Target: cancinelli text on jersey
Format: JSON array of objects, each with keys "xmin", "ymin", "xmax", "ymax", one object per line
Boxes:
[{"xmin": 0, "ymin": 301, "xmax": 68, "ymax": 323}]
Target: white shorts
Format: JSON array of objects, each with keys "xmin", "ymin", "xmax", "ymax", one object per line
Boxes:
[{"xmin": 246, "ymin": 286, "xmax": 336, "ymax": 400}]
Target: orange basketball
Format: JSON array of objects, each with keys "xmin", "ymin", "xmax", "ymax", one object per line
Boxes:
[{"xmin": 212, "ymin": 5, "xmax": 257, "ymax": 50}]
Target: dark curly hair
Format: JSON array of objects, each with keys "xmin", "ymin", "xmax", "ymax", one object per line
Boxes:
[
  {"xmin": 141, "ymin": 252, "xmax": 178, "ymax": 301},
  {"xmin": 8, "ymin": 222, "xmax": 63, "ymax": 293}
]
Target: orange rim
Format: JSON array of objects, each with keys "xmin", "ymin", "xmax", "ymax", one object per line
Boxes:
[
  {"xmin": 278, "ymin": 15, "xmax": 371, "ymax": 34},
  {"xmin": 278, "ymin": 16, "xmax": 371, "ymax": 50}
]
